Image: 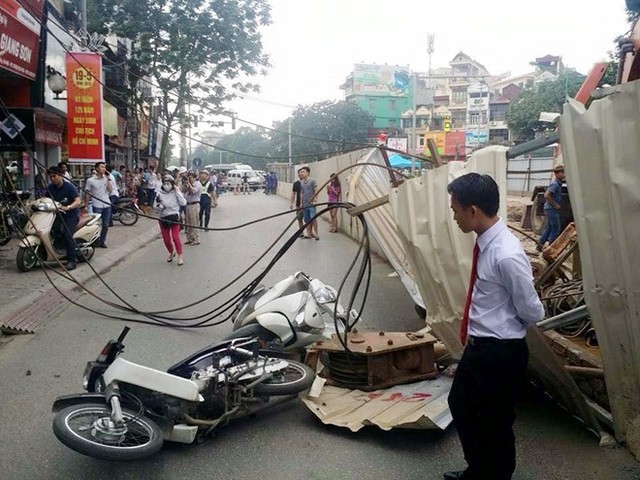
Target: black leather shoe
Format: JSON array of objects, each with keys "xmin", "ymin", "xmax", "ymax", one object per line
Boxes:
[
  {"xmin": 443, "ymin": 470, "xmax": 472, "ymax": 480},
  {"xmin": 97, "ymin": 243, "xmax": 107, "ymax": 248},
  {"xmin": 66, "ymin": 261, "xmax": 77, "ymax": 271}
]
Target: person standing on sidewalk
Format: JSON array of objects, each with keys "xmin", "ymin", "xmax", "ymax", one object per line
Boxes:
[
  {"xmin": 155, "ymin": 175, "xmax": 186, "ymax": 265},
  {"xmin": 289, "ymin": 168, "xmax": 304, "ymax": 236},
  {"xmin": 327, "ymin": 173, "xmax": 341, "ymax": 233},
  {"xmin": 46, "ymin": 166, "xmax": 81, "ymax": 270},
  {"xmin": 298, "ymin": 166, "xmax": 319, "ymax": 240},
  {"xmin": 445, "ymin": 173, "xmax": 545, "ymax": 480},
  {"xmin": 143, "ymin": 166, "xmax": 158, "ymax": 214},
  {"xmin": 184, "ymin": 171, "xmax": 202, "ymax": 245},
  {"xmin": 198, "ymin": 170, "xmax": 214, "ymax": 230},
  {"xmin": 84, "ymin": 162, "xmax": 113, "ymax": 248},
  {"xmin": 106, "ymin": 165, "xmax": 120, "ymax": 227},
  {"xmin": 538, "ymin": 164, "xmax": 566, "ymax": 251}
]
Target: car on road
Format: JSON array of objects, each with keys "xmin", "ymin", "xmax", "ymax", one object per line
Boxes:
[{"xmin": 226, "ymin": 169, "xmax": 263, "ymax": 191}]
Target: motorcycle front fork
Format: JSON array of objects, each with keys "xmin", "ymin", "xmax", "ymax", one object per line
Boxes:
[{"xmin": 105, "ymin": 383, "xmax": 124, "ymax": 426}]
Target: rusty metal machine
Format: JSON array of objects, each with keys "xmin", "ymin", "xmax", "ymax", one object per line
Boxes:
[{"xmin": 307, "ymin": 330, "xmax": 438, "ymax": 391}]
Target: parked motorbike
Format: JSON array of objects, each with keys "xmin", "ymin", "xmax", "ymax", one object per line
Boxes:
[
  {"xmin": 52, "ymin": 327, "xmax": 315, "ymax": 461},
  {"xmin": 225, "ymin": 272, "xmax": 356, "ymax": 353},
  {"xmin": 16, "ymin": 197, "xmax": 102, "ymax": 272},
  {"xmin": 111, "ymin": 196, "xmax": 140, "ymax": 226},
  {"xmin": 0, "ymin": 191, "xmax": 32, "ymax": 245}
]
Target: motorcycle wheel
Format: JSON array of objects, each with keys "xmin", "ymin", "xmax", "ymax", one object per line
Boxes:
[
  {"xmin": 17, "ymin": 245, "xmax": 41, "ymax": 272},
  {"xmin": 52, "ymin": 403, "xmax": 164, "ymax": 461},
  {"xmin": 253, "ymin": 360, "xmax": 315, "ymax": 396},
  {"xmin": 78, "ymin": 243, "xmax": 95, "ymax": 262},
  {"xmin": 118, "ymin": 207, "xmax": 139, "ymax": 226},
  {"xmin": 0, "ymin": 218, "xmax": 10, "ymax": 246}
]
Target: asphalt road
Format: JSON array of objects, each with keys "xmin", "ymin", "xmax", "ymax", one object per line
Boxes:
[{"xmin": 0, "ymin": 192, "xmax": 638, "ymax": 480}]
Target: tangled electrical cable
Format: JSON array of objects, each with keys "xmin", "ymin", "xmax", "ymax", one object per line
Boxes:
[{"xmin": 1, "ymin": 91, "xmax": 402, "ymax": 345}]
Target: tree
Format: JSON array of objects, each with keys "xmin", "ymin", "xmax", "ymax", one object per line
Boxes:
[
  {"xmin": 507, "ymin": 72, "xmax": 585, "ymax": 142},
  {"xmin": 269, "ymin": 101, "xmax": 374, "ymax": 162},
  {"xmin": 91, "ymin": 0, "xmax": 271, "ymax": 168},
  {"xmin": 213, "ymin": 127, "xmax": 271, "ymax": 169}
]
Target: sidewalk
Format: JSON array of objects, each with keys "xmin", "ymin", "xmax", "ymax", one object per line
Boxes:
[{"xmin": 0, "ymin": 214, "xmax": 160, "ymax": 335}]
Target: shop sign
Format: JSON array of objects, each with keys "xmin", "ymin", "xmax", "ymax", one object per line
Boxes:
[
  {"xmin": 0, "ymin": 107, "xmax": 34, "ymax": 151},
  {"xmin": 65, "ymin": 52, "xmax": 104, "ymax": 163},
  {"xmin": 0, "ymin": 0, "xmax": 42, "ymax": 80},
  {"xmin": 35, "ymin": 122, "xmax": 63, "ymax": 145}
]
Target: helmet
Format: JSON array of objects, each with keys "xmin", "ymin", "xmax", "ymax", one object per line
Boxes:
[
  {"xmin": 178, "ymin": 166, "xmax": 187, "ymax": 174},
  {"xmin": 163, "ymin": 175, "xmax": 175, "ymax": 183}
]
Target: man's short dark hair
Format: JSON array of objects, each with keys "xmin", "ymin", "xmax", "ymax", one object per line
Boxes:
[
  {"xmin": 48, "ymin": 166, "xmax": 62, "ymax": 175},
  {"xmin": 447, "ymin": 173, "xmax": 499, "ymax": 217},
  {"xmin": 299, "ymin": 166, "xmax": 310, "ymax": 174},
  {"xmin": 94, "ymin": 161, "xmax": 105, "ymax": 169}
]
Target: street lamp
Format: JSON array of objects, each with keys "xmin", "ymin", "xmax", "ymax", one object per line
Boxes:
[{"xmin": 46, "ymin": 66, "xmax": 67, "ymax": 100}]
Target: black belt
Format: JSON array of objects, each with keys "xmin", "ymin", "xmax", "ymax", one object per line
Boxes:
[
  {"xmin": 187, "ymin": 201, "xmax": 199, "ymax": 205},
  {"xmin": 467, "ymin": 336, "xmax": 525, "ymax": 346}
]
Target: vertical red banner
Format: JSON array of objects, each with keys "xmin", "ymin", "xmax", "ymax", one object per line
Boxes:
[{"xmin": 65, "ymin": 52, "xmax": 104, "ymax": 163}]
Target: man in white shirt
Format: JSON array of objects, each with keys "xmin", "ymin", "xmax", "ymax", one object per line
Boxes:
[
  {"xmin": 84, "ymin": 161, "xmax": 113, "ymax": 248},
  {"xmin": 445, "ymin": 173, "xmax": 545, "ymax": 480}
]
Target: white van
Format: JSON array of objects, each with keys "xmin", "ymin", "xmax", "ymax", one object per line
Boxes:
[{"xmin": 226, "ymin": 169, "xmax": 262, "ymax": 191}]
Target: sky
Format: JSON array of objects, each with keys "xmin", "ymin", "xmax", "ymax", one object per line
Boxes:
[{"xmin": 214, "ymin": 0, "xmax": 631, "ymax": 133}]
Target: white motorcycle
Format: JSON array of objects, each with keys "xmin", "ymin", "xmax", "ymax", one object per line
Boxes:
[
  {"xmin": 16, "ymin": 197, "xmax": 102, "ymax": 272},
  {"xmin": 225, "ymin": 271, "xmax": 357, "ymax": 353},
  {"xmin": 52, "ymin": 327, "xmax": 315, "ymax": 461}
]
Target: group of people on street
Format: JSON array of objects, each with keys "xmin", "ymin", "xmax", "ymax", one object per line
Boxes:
[
  {"xmin": 154, "ymin": 167, "xmax": 219, "ymax": 266},
  {"xmin": 263, "ymin": 172, "xmax": 278, "ymax": 195}
]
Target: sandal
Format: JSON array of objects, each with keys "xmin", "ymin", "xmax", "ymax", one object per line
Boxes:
[
  {"xmin": 313, "ymin": 235, "xmax": 320, "ymax": 240},
  {"xmin": 167, "ymin": 251, "xmax": 176, "ymax": 263},
  {"xmin": 177, "ymin": 256, "xmax": 184, "ymax": 266}
]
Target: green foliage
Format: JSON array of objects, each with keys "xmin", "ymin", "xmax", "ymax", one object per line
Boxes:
[
  {"xmin": 213, "ymin": 127, "xmax": 271, "ymax": 169},
  {"xmin": 89, "ymin": 0, "xmax": 271, "ymax": 167},
  {"xmin": 507, "ymin": 72, "xmax": 585, "ymax": 142},
  {"xmin": 269, "ymin": 101, "xmax": 374, "ymax": 162}
]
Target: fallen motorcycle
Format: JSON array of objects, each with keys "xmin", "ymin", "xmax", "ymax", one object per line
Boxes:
[
  {"xmin": 52, "ymin": 327, "xmax": 315, "ymax": 461},
  {"xmin": 225, "ymin": 271, "xmax": 358, "ymax": 354}
]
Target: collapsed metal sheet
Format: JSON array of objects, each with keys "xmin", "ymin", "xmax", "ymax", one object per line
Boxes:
[
  {"xmin": 346, "ymin": 148, "xmax": 425, "ymax": 308},
  {"xmin": 302, "ymin": 376, "xmax": 453, "ymax": 432},
  {"xmin": 560, "ymin": 83, "xmax": 640, "ymax": 458},
  {"xmin": 388, "ymin": 147, "xmax": 508, "ymax": 358}
]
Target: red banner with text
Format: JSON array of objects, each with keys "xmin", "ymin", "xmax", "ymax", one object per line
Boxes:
[{"xmin": 65, "ymin": 52, "xmax": 104, "ymax": 163}]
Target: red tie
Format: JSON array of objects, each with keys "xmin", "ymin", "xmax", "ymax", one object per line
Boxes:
[{"xmin": 460, "ymin": 242, "xmax": 480, "ymax": 345}]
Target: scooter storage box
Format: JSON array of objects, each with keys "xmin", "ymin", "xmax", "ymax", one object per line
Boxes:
[{"xmin": 309, "ymin": 330, "xmax": 437, "ymax": 391}]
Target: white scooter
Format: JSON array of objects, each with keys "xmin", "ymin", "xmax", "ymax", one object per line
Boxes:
[
  {"xmin": 16, "ymin": 197, "xmax": 102, "ymax": 272},
  {"xmin": 225, "ymin": 271, "xmax": 358, "ymax": 353}
]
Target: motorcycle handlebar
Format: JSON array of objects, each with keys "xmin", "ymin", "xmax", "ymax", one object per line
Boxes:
[
  {"xmin": 230, "ymin": 346, "xmax": 255, "ymax": 360},
  {"xmin": 116, "ymin": 327, "xmax": 130, "ymax": 343}
]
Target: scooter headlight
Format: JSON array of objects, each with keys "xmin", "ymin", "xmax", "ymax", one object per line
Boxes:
[{"xmin": 312, "ymin": 285, "xmax": 337, "ymax": 305}]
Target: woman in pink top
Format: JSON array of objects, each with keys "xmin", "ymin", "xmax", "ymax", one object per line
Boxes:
[{"xmin": 327, "ymin": 173, "xmax": 341, "ymax": 233}]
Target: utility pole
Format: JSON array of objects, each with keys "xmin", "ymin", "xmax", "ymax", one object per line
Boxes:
[
  {"xmin": 288, "ymin": 117, "xmax": 292, "ymax": 166},
  {"xmin": 411, "ymin": 71, "xmax": 417, "ymax": 176},
  {"xmin": 427, "ymin": 33, "xmax": 434, "ymax": 87}
]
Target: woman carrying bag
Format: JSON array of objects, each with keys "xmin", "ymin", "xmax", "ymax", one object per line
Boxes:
[{"xmin": 155, "ymin": 175, "xmax": 186, "ymax": 265}]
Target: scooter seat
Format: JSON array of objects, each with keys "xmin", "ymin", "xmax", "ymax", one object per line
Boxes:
[{"xmin": 76, "ymin": 215, "xmax": 92, "ymax": 231}]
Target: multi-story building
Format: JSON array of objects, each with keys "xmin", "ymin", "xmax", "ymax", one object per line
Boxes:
[
  {"xmin": 340, "ymin": 63, "xmax": 413, "ymax": 139},
  {"xmin": 341, "ymin": 53, "xmax": 570, "ymax": 159}
]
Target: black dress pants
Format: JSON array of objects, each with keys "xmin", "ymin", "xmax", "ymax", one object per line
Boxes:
[
  {"xmin": 199, "ymin": 196, "xmax": 211, "ymax": 228},
  {"xmin": 54, "ymin": 213, "xmax": 79, "ymax": 262},
  {"xmin": 448, "ymin": 337, "xmax": 528, "ymax": 480}
]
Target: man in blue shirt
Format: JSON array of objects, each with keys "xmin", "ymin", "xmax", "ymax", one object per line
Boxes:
[
  {"xmin": 445, "ymin": 173, "xmax": 545, "ymax": 480},
  {"xmin": 538, "ymin": 164, "xmax": 566, "ymax": 250},
  {"xmin": 47, "ymin": 166, "xmax": 82, "ymax": 270}
]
